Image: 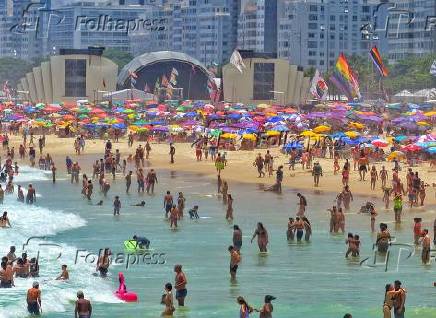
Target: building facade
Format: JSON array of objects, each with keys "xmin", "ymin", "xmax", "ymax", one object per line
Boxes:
[
  {"xmin": 222, "ymin": 52, "xmax": 311, "ymax": 105},
  {"xmin": 18, "ymin": 48, "xmax": 118, "ymax": 103},
  {"xmin": 277, "ymin": 0, "xmax": 388, "ymax": 71},
  {"xmin": 129, "ymin": 0, "xmax": 240, "ymax": 65},
  {"xmin": 237, "ymin": 0, "xmax": 278, "ymax": 55},
  {"xmin": 386, "ymin": 0, "xmax": 436, "ymax": 63}
]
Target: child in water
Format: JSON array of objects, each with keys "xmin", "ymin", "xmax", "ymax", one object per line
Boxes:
[{"xmin": 189, "ymin": 206, "xmax": 199, "ymax": 219}]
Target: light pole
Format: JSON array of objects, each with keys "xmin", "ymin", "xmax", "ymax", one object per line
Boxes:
[
  {"xmin": 320, "ymin": 25, "xmax": 329, "ymax": 73},
  {"xmin": 361, "ymin": 23, "xmax": 377, "ymax": 98}
]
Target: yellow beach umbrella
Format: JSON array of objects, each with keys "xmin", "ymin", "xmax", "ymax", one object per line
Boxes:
[
  {"xmin": 257, "ymin": 103, "xmax": 270, "ymax": 109},
  {"xmin": 242, "ymin": 133, "xmax": 257, "ymax": 141},
  {"xmin": 345, "ymin": 131, "xmax": 360, "ymax": 138},
  {"xmin": 300, "ymin": 130, "xmax": 317, "ymax": 137},
  {"xmin": 221, "ymin": 133, "xmax": 237, "ymax": 139},
  {"xmin": 417, "ymin": 121, "xmax": 431, "ymax": 126},
  {"xmin": 387, "ymin": 151, "xmax": 405, "ymax": 161},
  {"xmin": 313, "ymin": 125, "xmax": 331, "ymax": 133},
  {"xmin": 424, "ymin": 111, "xmax": 436, "ymax": 117},
  {"xmin": 266, "ymin": 130, "xmax": 280, "ymax": 136},
  {"xmin": 348, "ymin": 122, "xmax": 365, "ymax": 129}
]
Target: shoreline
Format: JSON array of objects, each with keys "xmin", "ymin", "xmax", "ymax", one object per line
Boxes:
[{"xmin": 8, "ymin": 134, "xmax": 436, "ymax": 207}]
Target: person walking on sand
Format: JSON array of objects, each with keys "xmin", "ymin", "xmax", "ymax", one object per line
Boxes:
[
  {"xmin": 253, "ymin": 153, "xmax": 265, "ymax": 178},
  {"xmin": 370, "ymin": 166, "xmax": 378, "ymax": 190},
  {"xmin": 251, "ymin": 222, "xmax": 268, "ymax": 252},
  {"xmin": 312, "ymin": 162, "xmax": 322, "ymax": 187},
  {"xmin": 379, "ymin": 166, "xmax": 388, "ymax": 188},
  {"xmin": 169, "ymin": 143, "xmax": 175, "ymax": 164}
]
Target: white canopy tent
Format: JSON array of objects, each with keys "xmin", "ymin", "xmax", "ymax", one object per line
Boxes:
[{"xmin": 102, "ymin": 89, "xmax": 155, "ymax": 101}]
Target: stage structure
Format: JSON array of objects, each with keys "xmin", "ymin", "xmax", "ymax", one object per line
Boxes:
[{"xmin": 118, "ymin": 51, "xmax": 216, "ymax": 102}]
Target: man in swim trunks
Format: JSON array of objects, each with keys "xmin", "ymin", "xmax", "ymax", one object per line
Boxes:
[
  {"xmin": 113, "ymin": 196, "xmax": 121, "ymax": 216},
  {"xmin": 133, "ymin": 235, "xmax": 150, "ymax": 249},
  {"xmin": 420, "ymin": 229, "xmax": 431, "ymax": 265},
  {"xmin": 75, "ymin": 290, "xmax": 92, "ymax": 318},
  {"xmin": 228, "ymin": 245, "xmax": 240, "ymax": 280},
  {"xmin": 96, "ymin": 248, "xmax": 111, "ymax": 277},
  {"xmin": 393, "ymin": 280, "xmax": 406, "ymax": 318},
  {"xmin": 146, "ymin": 169, "xmax": 158, "ymax": 194},
  {"xmin": 27, "ymin": 281, "xmax": 41, "ymax": 315},
  {"xmin": 56, "ymin": 264, "xmax": 69, "ymax": 280},
  {"xmin": 26, "ymin": 184, "xmax": 36, "ymax": 204},
  {"xmin": 174, "ymin": 264, "xmax": 187, "ymax": 306},
  {"xmin": 125, "ymin": 171, "xmax": 132, "ymax": 193},
  {"xmin": 164, "ymin": 191, "xmax": 173, "ymax": 218},
  {"xmin": 0, "ymin": 261, "xmax": 14, "ymax": 287}
]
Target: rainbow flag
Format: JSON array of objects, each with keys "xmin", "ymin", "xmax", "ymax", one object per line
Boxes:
[
  {"xmin": 330, "ymin": 53, "xmax": 361, "ymax": 100},
  {"xmin": 370, "ymin": 46, "xmax": 388, "ymax": 77}
]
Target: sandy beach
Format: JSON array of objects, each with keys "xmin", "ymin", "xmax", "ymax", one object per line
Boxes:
[{"xmin": 9, "ymin": 134, "xmax": 436, "ymax": 206}]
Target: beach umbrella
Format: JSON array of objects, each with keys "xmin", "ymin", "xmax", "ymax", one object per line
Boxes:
[
  {"xmin": 424, "ymin": 111, "xmax": 436, "ymax": 117},
  {"xmin": 387, "ymin": 151, "xmax": 405, "ymax": 161},
  {"xmin": 402, "ymin": 144, "xmax": 422, "ymax": 152},
  {"xmin": 348, "ymin": 122, "xmax": 365, "ymax": 129},
  {"xmin": 271, "ymin": 124, "xmax": 289, "ymax": 132},
  {"xmin": 300, "ymin": 130, "xmax": 317, "ymax": 137},
  {"xmin": 266, "ymin": 130, "xmax": 281, "ymax": 136},
  {"xmin": 371, "ymin": 139, "xmax": 389, "ymax": 147},
  {"xmin": 345, "ymin": 131, "xmax": 360, "ymax": 138},
  {"xmin": 221, "ymin": 133, "xmax": 237, "ymax": 139},
  {"xmin": 242, "ymin": 134, "xmax": 256, "ymax": 141},
  {"xmin": 313, "ymin": 125, "xmax": 331, "ymax": 133},
  {"xmin": 426, "ymin": 147, "xmax": 436, "ymax": 154},
  {"xmin": 257, "ymin": 103, "xmax": 270, "ymax": 109}
]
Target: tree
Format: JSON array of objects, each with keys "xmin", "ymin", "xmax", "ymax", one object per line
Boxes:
[
  {"xmin": 0, "ymin": 57, "xmax": 33, "ymax": 88},
  {"xmin": 102, "ymin": 48, "xmax": 133, "ymax": 72}
]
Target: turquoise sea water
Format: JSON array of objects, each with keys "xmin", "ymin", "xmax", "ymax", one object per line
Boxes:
[{"xmin": 1, "ymin": 165, "xmax": 436, "ymax": 318}]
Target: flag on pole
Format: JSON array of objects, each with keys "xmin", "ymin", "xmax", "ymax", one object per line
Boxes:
[
  {"xmin": 430, "ymin": 60, "xmax": 436, "ymax": 76},
  {"xmin": 229, "ymin": 50, "xmax": 246, "ymax": 74},
  {"xmin": 369, "ymin": 46, "xmax": 388, "ymax": 77},
  {"xmin": 330, "ymin": 53, "xmax": 361, "ymax": 100},
  {"xmin": 310, "ymin": 70, "xmax": 328, "ymax": 100}
]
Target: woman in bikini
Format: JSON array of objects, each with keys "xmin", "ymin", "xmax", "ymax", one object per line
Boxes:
[{"xmin": 251, "ymin": 222, "xmax": 269, "ymax": 252}]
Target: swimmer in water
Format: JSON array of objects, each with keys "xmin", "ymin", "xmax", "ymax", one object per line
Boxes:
[
  {"xmin": 132, "ymin": 201, "xmax": 146, "ymax": 207},
  {"xmin": 0, "ymin": 211, "xmax": 11, "ymax": 228},
  {"xmin": 132, "ymin": 235, "xmax": 150, "ymax": 249},
  {"xmin": 188, "ymin": 205, "xmax": 199, "ymax": 219},
  {"xmin": 75, "ymin": 290, "xmax": 92, "ymax": 318},
  {"xmin": 56, "ymin": 264, "xmax": 69, "ymax": 280},
  {"xmin": 96, "ymin": 200, "xmax": 103, "ymax": 206}
]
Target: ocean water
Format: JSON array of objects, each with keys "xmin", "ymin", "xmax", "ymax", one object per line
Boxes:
[{"xmin": 1, "ymin": 166, "xmax": 436, "ymax": 318}]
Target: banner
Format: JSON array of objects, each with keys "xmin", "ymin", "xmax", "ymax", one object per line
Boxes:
[
  {"xmin": 369, "ymin": 46, "xmax": 388, "ymax": 77},
  {"xmin": 229, "ymin": 50, "xmax": 246, "ymax": 74},
  {"xmin": 310, "ymin": 70, "xmax": 328, "ymax": 100}
]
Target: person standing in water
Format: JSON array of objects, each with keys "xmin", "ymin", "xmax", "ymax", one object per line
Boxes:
[
  {"xmin": 237, "ymin": 296, "xmax": 253, "ymax": 318},
  {"xmin": 226, "ymin": 194, "xmax": 234, "ymax": 221},
  {"xmin": 161, "ymin": 283, "xmax": 175, "ymax": 316},
  {"xmin": 341, "ymin": 186, "xmax": 353, "ymax": 211},
  {"xmin": 51, "ymin": 163, "xmax": 56, "ymax": 183},
  {"xmin": 26, "ymin": 281, "xmax": 41, "ymax": 315},
  {"xmin": 170, "ymin": 205, "xmax": 178, "ymax": 229},
  {"xmin": 420, "ymin": 229, "xmax": 431, "ymax": 265},
  {"xmin": 287, "ymin": 218, "xmax": 295, "ymax": 241},
  {"xmin": 164, "ymin": 191, "xmax": 173, "ymax": 218},
  {"xmin": 296, "ymin": 193, "xmax": 307, "ymax": 216},
  {"xmin": 174, "ymin": 265, "xmax": 187, "ymax": 307},
  {"xmin": 221, "ymin": 181, "xmax": 228, "ymax": 204},
  {"xmin": 75, "ymin": 290, "xmax": 92, "ymax": 318},
  {"xmin": 393, "ymin": 280, "xmax": 406, "ymax": 318},
  {"xmin": 113, "ymin": 196, "xmax": 121, "ymax": 216},
  {"xmin": 86, "ymin": 180, "xmax": 93, "ymax": 200},
  {"xmin": 256, "ymin": 295, "xmax": 275, "ymax": 318},
  {"xmin": 146, "ymin": 169, "xmax": 158, "ymax": 194},
  {"xmin": 177, "ymin": 192, "xmax": 185, "ymax": 219},
  {"xmin": 125, "ymin": 171, "xmax": 132, "ymax": 194},
  {"xmin": 251, "ymin": 222, "xmax": 269, "ymax": 252},
  {"xmin": 233, "ymin": 225, "xmax": 242, "ymax": 251},
  {"xmin": 26, "ymin": 184, "xmax": 36, "ymax": 204},
  {"xmin": 96, "ymin": 248, "xmax": 111, "ymax": 277},
  {"xmin": 228, "ymin": 246, "xmax": 241, "ymax": 280},
  {"xmin": 393, "ymin": 193, "xmax": 403, "ymax": 223}
]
